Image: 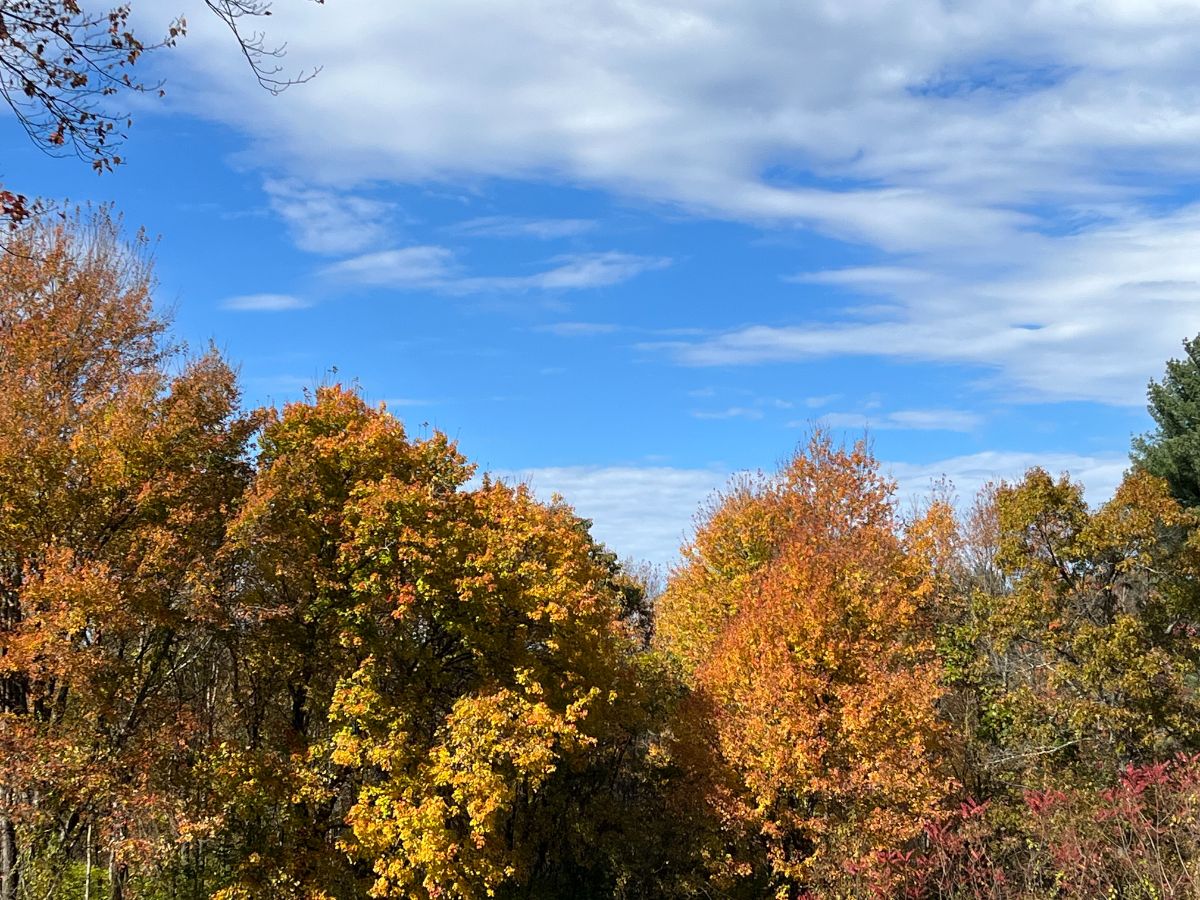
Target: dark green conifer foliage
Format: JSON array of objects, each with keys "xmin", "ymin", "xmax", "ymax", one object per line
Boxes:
[{"xmin": 1133, "ymin": 334, "xmax": 1200, "ymax": 508}]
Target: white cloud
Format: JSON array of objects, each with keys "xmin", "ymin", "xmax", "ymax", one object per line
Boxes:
[
  {"xmin": 164, "ymin": 1, "xmax": 1200, "ymax": 401},
  {"xmin": 168, "ymin": 2, "xmax": 1200, "ymax": 230},
  {"xmin": 322, "ymin": 246, "xmax": 456, "ymax": 288},
  {"xmin": 221, "ymin": 293, "xmax": 311, "ymax": 311},
  {"xmin": 758, "ymin": 397, "xmax": 795, "ymax": 410},
  {"xmin": 490, "ymin": 450, "xmax": 1128, "ymax": 567},
  {"xmin": 527, "ymin": 253, "xmax": 668, "ymax": 289},
  {"xmin": 692, "ymin": 406, "xmax": 764, "ymax": 421},
  {"xmin": 324, "ymin": 247, "xmax": 668, "ymax": 293},
  {"xmin": 380, "ymin": 397, "xmax": 432, "ymax": 408},
  {"xmin": 889, "ymin": 451, "xmax": 1129, "ymax": 510},
  {"xmin": 804, "ymin": 394, "xmax": 841, "ymax": 409},
  {"xmin": 811, "ymin": 408, "xmax": 983, "ymax": 433},
  {"xmin": 788, "ymin": 267, "xmax": 934, "ymax": 289},
  {"xmin": 451, "ymin": 216, "xmax": 597, "ymax": 239},
  {"xmin": 536, "ymin": 321, "xmax": 620, "ymax": 337},
  {"xmin": 451, "ymin": 252, "xmax": 669, "ymax": 293},
  {"xmin": 491, "ymin": 465, "xmax": 729, "ymax": 567},
  {"xmin": 263, "ymin": 179, "xmax": 394, "ymax": 255},
  {"xmin": 661, "ymin": 204, "xmax": 1200, "ymax": 404}
]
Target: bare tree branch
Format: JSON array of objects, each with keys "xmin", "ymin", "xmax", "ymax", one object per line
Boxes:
[{"xmin": 0, "ymin": 0, "xmax": 322, "ymax": 228}]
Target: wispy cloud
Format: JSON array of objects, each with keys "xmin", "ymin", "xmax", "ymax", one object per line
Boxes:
[
  {"xmin": 808, "ymin": 408, "xmax": 983, "ymax": 433},
  {"xmin": 759, "ymin": 397, "xmax": 797, "ymax": 410},
  {"xmin": 263, "ymin": 179, "xmax": 395, "ymax": 256},
  {"xmin": 804, "ymin": 394, "xmax": 841, "ymax": 409},
  {"xmin": 322, "ymin": 246, "xmax": 456, "ymax": 288},
  {"xmin": 489, "ymin": 450, "xmax": 1127, "ymax": 566},
  {"xmin": 659, "ymin": 204, "xmax": 1200, "ymax": 405},
  {"xmin": 492, "ymin": 465, "xmax": 729, "ymax": 566},
  {"xmin": 171, "ymin": 2, "xmax": 1200, "ymax": 404},
  {"xmin": 787, "ymin": 267, "xmax": 934, "ymax": 289},
  {"xmin": 450, "ymin": 216, "xmax": 597, "ymax": 239},
  {"xmin": 890, "ymin": 451, "xmax": 1128, "ymax": 510},
  {"xmin": 222, "ymin": 293, "xmax": 311, "ymax": 312},
  {"xmin": 688, "ymin": 394, "xmax": 799, "ymax": 420},
  {"xmin": 454, "ymin": 253, "xmax": 670, "ymax": 293},
  {"xmin": 324, "ymin": 248, "xmax": 669, "ymax": 294},
  {"xmin": 380, "ymin": 397, "xmax": 433, "ymax": 408},
  {"xmin": 692, "ymin": 406, "xmax": 764, "ymax": 421}
]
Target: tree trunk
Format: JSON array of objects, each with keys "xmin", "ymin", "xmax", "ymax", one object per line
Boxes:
[
  {"xmin": 84, "ymin": 823, "xmax": 92, "ymax": 900},
  {"xmin": 1, "ymin": 589, "xmax": 24, "ymax": 900},
  {"xmin": 109, "ymin": 850, "xmax": 126, "ymax": 900},
  {"xmin": 0, "ymin": 814, "xmax": 17, "ymax": 900}
]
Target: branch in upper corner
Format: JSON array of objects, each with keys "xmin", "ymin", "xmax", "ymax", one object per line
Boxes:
[
  {"xmin": 203, "ymin": 0, "xmax": 323, "ymax": 96},
  {"xmin": 0, "ymin": 1, "xmax": 323, "ymax": 232}
]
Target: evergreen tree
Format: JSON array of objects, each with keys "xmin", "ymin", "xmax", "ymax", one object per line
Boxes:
[{"xmin": 1133, "ymin": 334, "xmax": 1200, "ymax": 508}]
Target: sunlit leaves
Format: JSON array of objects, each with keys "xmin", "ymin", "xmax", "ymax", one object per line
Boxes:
[
  {"xmin": 978, "ymin": 468, "xmax": 1200, "ymax": 778},
  {"xmin": 0, "ymin": 212, "xmax": 255, "ymax": 898},
  {"xmin": 658, "ymin": 435, "xmax": 953, "ymax": 896},
  {"xmin": 8, "ymin": 210, "xmax": 1200, "ymax": 899}
]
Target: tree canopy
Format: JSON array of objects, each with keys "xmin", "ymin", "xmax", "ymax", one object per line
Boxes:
[{"xmin": 7, "ymin": 211, "xmax": 1200, "ymax": 898}]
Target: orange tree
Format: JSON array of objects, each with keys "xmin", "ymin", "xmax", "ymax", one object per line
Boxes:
[
  {"xmin": 655, "ymin": 435, "xmax": 954, "ymax": 898},
  {"xmin": 0, "ymin": 213, "xmax": 255, "ymax": 900}
]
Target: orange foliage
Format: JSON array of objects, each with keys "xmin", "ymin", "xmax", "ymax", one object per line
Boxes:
[
  {"xmin": 659, "ymin": 435, "xmax": 953, "ymax": 896},
  {"xmin": 0, "ymin": 214, "xmax": 256, "ymax": 897}
]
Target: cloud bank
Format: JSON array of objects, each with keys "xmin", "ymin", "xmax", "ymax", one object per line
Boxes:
[
  {"xmin": 163, "ymin": 0, "xmax": 1200, "ymax": 401},
  {"xmin": 499, "ymin": 450, "xmax": 1128, "ymax": 567}
]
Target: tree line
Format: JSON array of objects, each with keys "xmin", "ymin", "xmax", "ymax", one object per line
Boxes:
[{"xmin": 4, "ymin": 212, "xmax": 1200, "ymax": 899}]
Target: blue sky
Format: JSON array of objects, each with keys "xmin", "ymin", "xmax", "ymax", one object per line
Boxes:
[{"xmin": 9, "ymin": 0, "xmax": 1199, "ymax": 564}]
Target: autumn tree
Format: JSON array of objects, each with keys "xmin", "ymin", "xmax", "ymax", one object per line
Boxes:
[
  {"xmin": 0, "ymin": 221, "xmax": 681, "ymax": 898},
  {"xmin": 0, "ymin": 211, "xmax": 255, "ymax": 899},
  {"xmin": 655, "ymin": 435, "xmax": 953, "ymax": 898},
  {"xmin": 922, "ymin": 483, "xmax": 1007, "ymax": 801},
  {"xmin": 858, "ymin": 469, "xmax": 1200, "ymax": 898},
  {"xmin": 201, "ymin": 385, "xmax": 675, "ymax": 899},
  {"xmin": 653, "ymin": 471, "xmax": 791, "ymax": 679},
  {"xmin": 190, "ymin": 385, "xmax": 481, "ymax": 898},
  {"xmin": 965, "ymin": 468, "xmax": 1200, "ymax": 785}
]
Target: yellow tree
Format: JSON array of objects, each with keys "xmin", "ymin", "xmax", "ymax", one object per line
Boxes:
[
  {"xmin": 333, "ymin": 474, "xmax": 657, "ymax": 898},
  {"xmin": 213, "ymin": 385, "xmax": 664, "ymax": 899},
  {"xmin": 199, "ymin": 384, "xmax": 475, "ymax": 898},
  {"xmin": 976, "ymin": 468, "xmax": 1200, "ymax": 780},
  {"xmin": 656, "ymin": 435, "xmax": 953, "ymax": 897}
]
